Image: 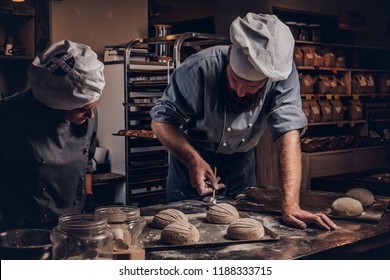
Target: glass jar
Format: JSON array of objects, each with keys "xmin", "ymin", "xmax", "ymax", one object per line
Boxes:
[
  {"xmin": 95, "ymin": 205, "xmax": 146, "ymax": 260},
  {"xmin": 51, "ymin": 214, "xmax": 113, "ymax": 260},
  {"xmin": 308, "ymin": 24, "xmax": 321, "ymax": 42},
  {"xmin": 297, "ymin": 23, "xmax": 308, "ymax": 41},
  {"xmin": 154, "ymin": 24, "xmax": 172, "ymax": 62}
]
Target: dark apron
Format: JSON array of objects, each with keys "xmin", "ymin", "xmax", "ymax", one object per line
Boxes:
[{"xmin": 166, "ymin": 146, "xmax": 256, "ymax": 202}]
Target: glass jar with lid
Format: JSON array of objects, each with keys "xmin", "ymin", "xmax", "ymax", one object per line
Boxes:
[
  {"xmin": 154, "ymin": 24, "xmax": 172, "ymax": 62},
  {"xmin": 50, "ymin": 213, "xmax": 113, "ymax": 260},
  {"xmin": 95, "ymin": 205, "xmax": 146, "ymax": 260},
  {"xmin": 308, "ymin": 24, "xmax": 321, "ymax": 42},
  {"xmin": 297, "ymin": 23, "xmax": 309, "ymax": 41}
]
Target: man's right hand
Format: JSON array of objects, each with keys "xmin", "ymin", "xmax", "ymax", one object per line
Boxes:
[
  {"xmin": 151, "ymin": 120, "xmax": 225, "ymax": 196},
  {"xmin": 188, "ymin": 158, "xmax": 225, "ymax": 196}
]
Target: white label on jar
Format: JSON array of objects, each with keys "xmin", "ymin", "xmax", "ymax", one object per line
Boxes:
[{"xmin": 312, "ymin": 107, "xmax": 320, "ymax": 114}]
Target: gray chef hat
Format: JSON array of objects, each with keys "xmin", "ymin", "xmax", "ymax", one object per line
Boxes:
[
  {"xmin": 28, "ymin": 40, "xmax": 105, "ymax": 110},
  {"xmin": 229, "ymin": 13, "xmax": 294, "ymax": 82}
]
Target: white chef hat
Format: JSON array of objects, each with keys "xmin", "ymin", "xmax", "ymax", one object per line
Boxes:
[
  {"xmin": 28, "ymin": 40, "xmax": 105, "ymax": 110},
  {"xmin": 229, "ymin": 13, "xmax": 294, "ymax": 82}
]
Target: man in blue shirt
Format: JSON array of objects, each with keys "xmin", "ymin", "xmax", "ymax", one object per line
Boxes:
[{"xmin": 150, "ymin": 13, "xmax": 336, "ymax": 230}]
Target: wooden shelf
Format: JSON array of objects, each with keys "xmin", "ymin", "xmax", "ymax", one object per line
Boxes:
[
  {"xmin": 307, "ymin": 120, "xmax": 366, "ymax": 127},
  {"xmin": 295, "ymin": 40, "xmax": 390, "ymax": 51},
  {"xmin": 0, "ymin": 5, "xmax": 35, "ymax": 95},
  {"xmin": 297, "ymin": 66, "xmax": 349, "ymax": 72},
  {"xmin": 297, "ymin": 66, "xmax": 390, "ymax": 73},
  {"xmin": 0, "ymin": 55, "xmax": 34, "ymax": 61},
  {"xmin": 301, "ymin": 145, "xmax": 390, "ymax": 189},
  {"xmin": 92, "ymin": 173, "xmax": 126, "ymax": 186}
]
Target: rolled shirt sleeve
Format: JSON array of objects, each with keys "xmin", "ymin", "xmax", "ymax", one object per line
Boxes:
[{"xmin": 266, "ymin": 65, "xmax": 308, "ymax": 140}]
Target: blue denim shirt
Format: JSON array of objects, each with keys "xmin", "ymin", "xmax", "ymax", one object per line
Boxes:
[{"xmin": 150, "ymin": 46, "xmax": 307, "ymax": 154}]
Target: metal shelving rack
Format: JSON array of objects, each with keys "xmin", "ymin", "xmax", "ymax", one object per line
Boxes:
[{"xmin": 119, "ymin": 33, "xmax": 230, "ymax": 206}]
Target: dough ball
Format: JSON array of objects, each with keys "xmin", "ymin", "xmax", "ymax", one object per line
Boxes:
[
  {"xmin": 160, "ymin": 222, "xmax": 200, "ymax": 245},
  {"xmin": 331, "ymin": 197, "xmax": 363, "ymax": 217},
  {"xmin": 346, "ymin": 188, "xmax": 375, "ymax": 207},
  {"xmin": 227, "ymin": 218, "xmax": 265, "ymax": 240},
  {"xmin": 152, "ymin": 209, "xmax": 188, "ymax": 229},
  {"xmin": 206, "ymin": 203, "xmax": 240, "ymax": 224}
]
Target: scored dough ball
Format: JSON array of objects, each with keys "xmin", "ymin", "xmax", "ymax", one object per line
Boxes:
[
  {"xmin": 346, "ymin": 188, "xmax": 375, "ymax": 207},
  {"xmin": 152, "ymin": 209, "xmax": 188, "ymax": 229},
  {"xmin": 206, "ymin": 203, "xmax": 240, "ymax": 224},
  {"xmin": 331, "ymin": 197, "xmax": 363, "ymax": 217},
  {"xmin": 227, "ymin": 218, "xmax": 265, "ymax": 240},
  {"xmin": 160, "ymin": 222, "xmax": 200, "ymax": 245}
]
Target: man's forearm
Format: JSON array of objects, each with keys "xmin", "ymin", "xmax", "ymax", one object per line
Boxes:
[
  {"xmin": 151, "ymin": 120, "xmax": 202, "ymax": 167},
  {"xmin": 276, "ymin": 130, "xmax": 302, "ymax": 213}
]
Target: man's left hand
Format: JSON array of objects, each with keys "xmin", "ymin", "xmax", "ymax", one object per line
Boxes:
[{"xmin": 282, "ymin": 209, "xmax": 338, "ymax": 231}]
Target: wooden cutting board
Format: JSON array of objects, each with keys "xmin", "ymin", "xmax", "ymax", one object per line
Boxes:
[{"xmin": 232, "ymin": 186, "xmax": 390, "ymax": 223}]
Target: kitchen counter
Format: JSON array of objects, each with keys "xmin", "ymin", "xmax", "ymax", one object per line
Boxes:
[{"xmin": 140, "ymin": 187, "xmax": 390, "ymax": 260}]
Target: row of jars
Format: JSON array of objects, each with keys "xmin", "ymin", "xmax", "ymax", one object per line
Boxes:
[
  {"xmin": 285, "ymin": 21, "xmax": 321, "ymax": 42},
  {"xmin": 50, "ymin": 205, "xmax": 146, "ymax": 260}
]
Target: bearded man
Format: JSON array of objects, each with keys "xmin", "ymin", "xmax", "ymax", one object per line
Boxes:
[{"xmin": 150, "ymin": 13, "xmax": 337, "ymax": 231}]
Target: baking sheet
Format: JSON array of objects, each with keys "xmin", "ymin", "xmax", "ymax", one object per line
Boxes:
[
  {"xmin": 233, "ymin": 186, "xmax": 390, "ymax": 223},
  {"xmin": 142, "ymin": 213, "xmax": 280, "ymax": 252}
]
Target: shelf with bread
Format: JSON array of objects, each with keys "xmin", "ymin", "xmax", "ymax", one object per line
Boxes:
[
  {"xmin": 296, "ymin": 35, "xmax": 390, "ymax": 189},
  {"xmin": 256, "ymin": 8, "xmax": 390, "ymax": 191}
]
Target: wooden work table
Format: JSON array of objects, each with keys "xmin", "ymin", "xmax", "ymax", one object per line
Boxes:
[{"xmin": 140, "ymin": 187, "xmax": 390, "ymax": 260}]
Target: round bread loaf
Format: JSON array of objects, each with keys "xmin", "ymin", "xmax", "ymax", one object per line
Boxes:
[
  {"xmin": 152, "ymin": 209, "xmax": 188, "ymax": 229},
  {"xmin": 331, "ymin": 197, "xmax": 363, "ymax": 217},
  {"xmin": 160, "ymin": 222, "xmax": 200, "ymax": 245},
  {"xmin": 206, "ymin": 203, "xmax": 240, "ymax": 224},
  {"xmin": 346, "ymin": 188, "xmax": 375, "ymax": 207},
  {"xmin": 227, "ymin": 218, "xmax": 265, "ymax": 240}
]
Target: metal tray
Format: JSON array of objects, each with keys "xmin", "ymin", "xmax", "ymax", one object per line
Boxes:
[{"xmin": 141, "ymin": 213, "xmax": 280, "ymax": 252}]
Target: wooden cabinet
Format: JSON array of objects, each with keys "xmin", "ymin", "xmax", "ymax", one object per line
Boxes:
[{"xmin": 0, "ymin": 5, "xmax": 35, "ymax": 97}]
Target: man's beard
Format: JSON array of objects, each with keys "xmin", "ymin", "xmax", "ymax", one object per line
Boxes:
[{"xmin": 225, "ymin": 85, "xmax": 266, "ymax": 114}]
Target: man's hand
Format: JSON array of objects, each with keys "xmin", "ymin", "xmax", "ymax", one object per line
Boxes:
[
  {"xmin": 282, "ymin": 208, "xmax": 338, "ymax": 231},
  {"xmin": 151, "ymin": 120, "xmax": 225, "ymax": 196},
  {"xmin": 188, "ymin": 158, "xmax": 225, "ymax": 196}
]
